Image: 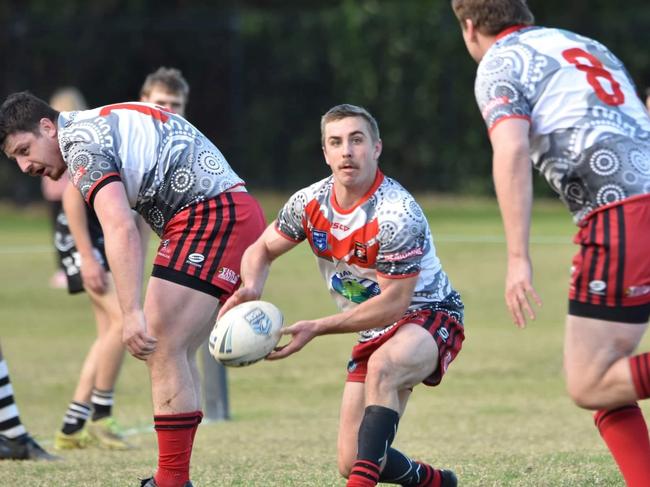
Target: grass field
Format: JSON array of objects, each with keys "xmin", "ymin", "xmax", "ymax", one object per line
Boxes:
[{"xmin": 0, "ymin": 195, "xmax": 647, "ymax": 486}]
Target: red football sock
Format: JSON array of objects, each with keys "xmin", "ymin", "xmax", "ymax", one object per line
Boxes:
[
  {"xmin": 594, "ymin": 404, "xmax": 650, "ymax": 487},
  {"xmin": 346, "ymin": 460, "xmax": 380, "ymax": 487},
  {"xmin": 153, "ymin": 411, "xmax": 202, "ymax": 487},
  {"xmin": 629, "ymin": 353, "xmax": 650, "ymax": 400}
]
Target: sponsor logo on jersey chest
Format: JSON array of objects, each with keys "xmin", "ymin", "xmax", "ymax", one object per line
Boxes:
[{"xmin": 353, "ymin": 241, "xmax": 368, "ymax": 263}]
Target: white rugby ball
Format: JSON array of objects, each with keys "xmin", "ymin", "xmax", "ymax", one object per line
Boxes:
[{"xmin": 209, "ymin": 300, "xmax": 283, "ymax": 367}]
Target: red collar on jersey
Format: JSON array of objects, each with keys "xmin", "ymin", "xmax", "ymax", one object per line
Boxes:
[
  {"xmin": 496, "ymin": 24, "xmax": 531, "ymax": 40},
  {"xmin": 331, "ymin": 169, "xmax": 384, "ymax": 215}
]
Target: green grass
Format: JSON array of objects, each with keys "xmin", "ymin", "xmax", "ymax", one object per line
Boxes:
[{"xmin": 0, "ymin": 195, "xmax": 647, "ymax": 486}]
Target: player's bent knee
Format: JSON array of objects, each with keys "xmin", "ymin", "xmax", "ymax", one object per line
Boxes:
[
  {"xmin": 366, "ymin": 355, "xmax": 398, "ymax": 391},
  {"xmin": 338, "ymin": 463, "xmax": 351, "ymax": 479},
  {"xmin": 566, "ymin": 379, "xmax": 601, "ymax": 410}
]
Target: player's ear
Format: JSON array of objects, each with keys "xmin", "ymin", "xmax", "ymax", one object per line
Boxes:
[
  {"xmin": 39, "ymin": 118, "xmax": 57, "ymax": 138},
  {"xmin": 373, "ymin": 139, "xmax": 383, "ymax": 160}
]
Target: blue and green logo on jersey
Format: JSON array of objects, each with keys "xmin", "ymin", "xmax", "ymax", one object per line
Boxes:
[{"xmin": 331, "ymin": 272, "xmax": 380, "ymax": 304}]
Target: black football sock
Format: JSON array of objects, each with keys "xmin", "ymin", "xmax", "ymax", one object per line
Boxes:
[
  {"xmin": 347, "ymin": 405, "xmax": 400, "ymax": 486},
  {"xmin": 61, "ymin": 401, "xmax": 91, "ymax": 434},
  {"xmin": 91, "ymin": 388, "xmax": 114, "ymax": 421},
  {"xmin": 379, "ymin": 448, "xmax": 440, "ymax": 485}
]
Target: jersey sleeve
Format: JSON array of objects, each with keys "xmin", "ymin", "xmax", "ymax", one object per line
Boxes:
[
  {"xmin": 475, "ymin": 49, "xmax": 532, "ymax": 133},
  {"xmin": 275, "ymin": 188, "xmax": 309, "ymax": 242},
  {"xmin": 66, "ymin": 141, "xmax": 121, "ymax": 207},
  {"xmin": 375, "ymin": 196, "xmax": 427, "ymax": 278}
]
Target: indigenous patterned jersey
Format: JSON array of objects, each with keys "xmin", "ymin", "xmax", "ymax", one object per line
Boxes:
[
  {"xmin": 58, "ymin": 103, "xmax": 244, "ymax": 236},
  {"xmin": 275, "ymin": 170, "xmax": 463, "ymax": 342},
  {"xmin": 475, "ymin": 26, "xmax": 650, "ymax": 222}
]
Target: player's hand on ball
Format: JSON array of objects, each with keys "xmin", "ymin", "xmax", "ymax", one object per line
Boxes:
[
  {"xmin": 218, "ymin": 286, "xmax": 261, "ymax": 320},
  {"xmin": 266, "ymin": 320, "xmax": 318, "ymax": 360},
  {"xmin": 122, "ymin": 311, "xmax": 157, "ymax": 360}
]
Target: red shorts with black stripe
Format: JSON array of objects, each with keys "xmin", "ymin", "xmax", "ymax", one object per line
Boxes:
[
  {"xmin": 569, "ymin": 194, "xmax": 650, "ymax": 323},
  {"xmin": 346, "ymin": 308, "xmax": 464, "ymax": 387},
  {"xmin": 152, "ymin": 191, "xmax": 266, "ymax": 302}
]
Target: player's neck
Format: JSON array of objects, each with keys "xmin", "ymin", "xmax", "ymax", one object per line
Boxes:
[
  {"xmin": 332, "ymin": 171, "xmax": 379, "ymax": 210},
  {"xmin": 333, "ymin": 186, "xmax": 366, "ymax": 210}
]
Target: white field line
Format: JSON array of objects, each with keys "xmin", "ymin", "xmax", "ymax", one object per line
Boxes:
[
  {"xmin": 37, "ymin": 419, "xmax": 229, "ymax": 447},
  {"xmin": 0, "ymin": 234, "xmax": 573, "ymax": 255}
]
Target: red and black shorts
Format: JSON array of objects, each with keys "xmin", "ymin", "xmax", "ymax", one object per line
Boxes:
[
  {"xmin": 346, "ymin": 308, "xmax": 465, "ymax": 387},
  {"xmin": 152, "ymin": 191, "xmax": 266, "ymax": 302},
  {"xmin": 569, "ymin": 194, "xmax": 650, "ymax": 324}
]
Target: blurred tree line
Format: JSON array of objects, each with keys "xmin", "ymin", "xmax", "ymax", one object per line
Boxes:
[{"xmin": 1, "ymin": 0, "xmax": 649, "ymax": 202}]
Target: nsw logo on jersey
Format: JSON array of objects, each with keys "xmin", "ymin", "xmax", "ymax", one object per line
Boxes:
[{"xmin": 312, "ymin": 229, "xmax": 328, "ymax": 252}]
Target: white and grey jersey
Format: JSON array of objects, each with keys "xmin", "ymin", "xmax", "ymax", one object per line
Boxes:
[
  {"xmin": 476, "ymin": 26, "xmax": 650, "ymax": 222},
  {"xmin": 275, "ymin": 171, "xmax": 464, "ymax": 341},
  {"xmin": 59, "ymin": 103, "xmax": 245, "ymax": 235}
]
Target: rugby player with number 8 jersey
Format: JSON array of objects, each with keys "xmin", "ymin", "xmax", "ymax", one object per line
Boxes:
[
  {"xmin": 0, "ymin": 92, "xmax": 266, "ymax": 487},
  {"xmin": 452, "ymin": 1, "xmax": 650, "ymax": 485}
]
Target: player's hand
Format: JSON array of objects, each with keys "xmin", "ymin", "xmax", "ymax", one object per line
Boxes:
[
  {"xmin": 217, "ymin": 286, "xmax": 261, "ymax": 320},
  {"xmin": 266, "ymin": 320, "xmax": 318, "ymax": 360},
  {"xmin": 122, "ymin": 311, "xmax": 157, "ymax": 360},
  {"xmin": 505, "ymin": 256, "xmax": 542, "ymax": 328},
  {"xmin": 80, "ymin": 255, "xmax": 108, "ymax": 294}
]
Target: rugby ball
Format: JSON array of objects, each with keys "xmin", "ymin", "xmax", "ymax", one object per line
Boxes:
[{"xmin": 209, "ymin": 300, "xmax": 283, "ymax": 367}]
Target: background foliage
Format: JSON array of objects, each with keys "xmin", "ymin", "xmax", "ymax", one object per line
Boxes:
[{"xmin": 1, "ymin": 0, "xmax": 650, "ymax": 201}]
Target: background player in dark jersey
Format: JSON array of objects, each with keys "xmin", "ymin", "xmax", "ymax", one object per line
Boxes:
[
  {"xmin": 0, "ymin": 92, "xmax": 265, "ymax": 487},
  {"xmin": 219, "ymin": 104, "xmax": 462, "ymax": 487},
  {"xmin": 453, "ymin": 1, "xmax": 650, "ymax": 485},
  {"xmin": 140, "ymin": 67, "xmax": 230, "ymax": 423},
  {"xmin": 42, "ymin": 88, "xmax": 86, "ymax": 290}
]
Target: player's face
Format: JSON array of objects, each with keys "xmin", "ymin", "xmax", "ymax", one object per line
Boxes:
[
  {"xmin": 3, "ymin": 119, "xmax": 67, "ymax": 180},
  {"xmin": 322, "ymin": 116, "xmax": 382, "ymax": 192},
  {"xmin": 141, "ymin": 86, "xmax": 187, "ymax": 116}
]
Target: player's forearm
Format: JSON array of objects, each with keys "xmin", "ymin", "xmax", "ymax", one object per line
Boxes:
[
  {"xmin": 239, "ymin": 240, "xmax": 272, "ymax": 296},
  {"xmin": 103, "ymin": 222, "xmax": 144, "ymax": 315},
  {"xmin": 315, "ymin": 285, "xmax": 412, "ymax": 335},
  {"xmin": 492, "ymin": 149, "xmax": 533, "ymax": 261},
  {"xmin": 62, "ymin": 185, "xmax": 95, "ymax": 260}
]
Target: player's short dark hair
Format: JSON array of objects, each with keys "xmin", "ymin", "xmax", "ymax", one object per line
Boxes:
[
  {"xmin": 0, "ymin": 91, "xmax": 59, "ymax": 150},
  {"xmin": 140, "ymin": 66, "xmax": 190, "ymax": 99},
  {"xmin": 321, "ymin": 104, "xmax": 380, "ymax": 144},
  {"xmin": 451, "ymin": 0, "xmax": 534, "ymax": 36}
]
